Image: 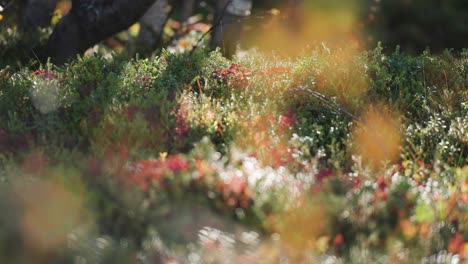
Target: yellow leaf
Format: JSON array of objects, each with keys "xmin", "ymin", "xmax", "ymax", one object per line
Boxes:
[
  {"xmin": 129, "ymin": 23, "xmax": 140, "ymax": 37},
  {"xmin": 316, "ymin": 236, "xmax": 330, "ymax": 253},
  {"xmin": 270, "ymin": 8, "xmax": 281, "ymax": 16},
  {"xmin": 159, "ymin": 152, "xmax": 168, "ymax": 161},
  {"xmin": 51, "ymin": 13, "xmax": 60, "ymax": 25}
]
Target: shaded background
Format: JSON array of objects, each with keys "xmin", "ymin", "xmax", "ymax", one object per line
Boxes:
[
  {"xmin": 363, "ymin": 0, "xmax": 468, "ymax": 53},
  {"xmin": 0, "ymin": 0, "xmax": 467, "ymax": 59}
]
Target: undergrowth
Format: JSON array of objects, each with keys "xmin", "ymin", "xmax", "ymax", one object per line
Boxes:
[{"xmin": 0, "ymin": 46, "xmax": 466, "ymax": 263}]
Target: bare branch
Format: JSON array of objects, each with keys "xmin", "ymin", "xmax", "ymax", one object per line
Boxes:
[{"xmin": 288, "ymin": 85, "xmax": 360, "ymax": 122}]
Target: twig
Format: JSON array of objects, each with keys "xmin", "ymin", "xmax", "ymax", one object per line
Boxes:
[
  {"xmin": 189, "ymin": 0, "xmax": 233, "ymax": 56},
  {"xmin": 288, "ymin": 85, "xmax": 360, "ymax": 122}
]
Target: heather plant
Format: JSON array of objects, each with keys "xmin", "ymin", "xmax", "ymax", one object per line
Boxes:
[{"xmin": 0, "ymin": 46, "xmax": 466, "ymax": 263}]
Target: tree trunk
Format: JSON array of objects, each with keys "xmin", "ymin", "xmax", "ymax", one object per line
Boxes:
[
  {"xmin": 20, "ymin": 0, "xmax": 58, "ymax": 30},
  {"xmin": 210, "ymin": 0, "xmax": 251, "ymax": 58},
  {"xmin": 48, "ymin": 0, "xmax": 158, "ymax": 64},
  {"xmin": 135, "ymin": 0, "xmax": 168, "ymax": 55},
  {"xmin": 180, "ymin": 0, "xmax": 194, "ymax": 24}
]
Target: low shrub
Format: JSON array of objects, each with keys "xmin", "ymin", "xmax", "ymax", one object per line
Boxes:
[{"xmin": 0, "ymin": 46, "xmax": 466, "ymax": 262}]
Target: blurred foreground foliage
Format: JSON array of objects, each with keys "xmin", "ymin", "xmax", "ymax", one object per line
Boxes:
[{"xmin": 0, "ymin": 46, "xmax": 467, "ymax": 263}]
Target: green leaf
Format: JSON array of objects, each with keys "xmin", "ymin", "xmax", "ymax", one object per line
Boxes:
[{"xmin": 414, "ymin": 202, "xmax": 434, "ymax": 223}]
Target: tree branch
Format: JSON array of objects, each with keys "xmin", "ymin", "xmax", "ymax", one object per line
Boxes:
[
  {"xmin": 48, "ymin": 0, "xmax": 158, "ymax": 64},
  {"xmin": 288, "ymin": 85, "xmax": 360, "ymax": 122}
]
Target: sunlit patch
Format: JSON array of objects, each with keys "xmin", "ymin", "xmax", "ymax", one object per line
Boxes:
[
  {"xmin": 352, "ymin": 106, "xmax": 402, "ymax": 169},
  {"xmin": 246, "ymin": 1, "xmax": 363, "ymax": 57},
  {"xmin": 311, "ymin": 48, "xmax": 369, "ymax": 108}
]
